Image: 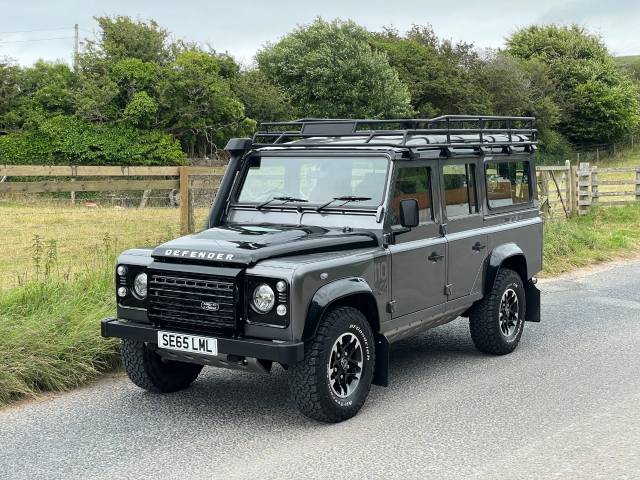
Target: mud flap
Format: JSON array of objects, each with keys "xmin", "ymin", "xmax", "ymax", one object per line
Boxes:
[
  {"xmin": 373, "ymin": 334, "xmax": 390, "ymax": 387},
  {"xmin": 525, "ymin": 280, "xmax": 541, "ymax": 322}
]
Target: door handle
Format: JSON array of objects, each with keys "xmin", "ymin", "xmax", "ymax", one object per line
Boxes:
[
  {"xmin": 472, "ymin": 242, "xmax": 486, "ymax": 252},
  {"xmin": 428, "ymin": 252, "xmax": 445, "ymax": 262}
]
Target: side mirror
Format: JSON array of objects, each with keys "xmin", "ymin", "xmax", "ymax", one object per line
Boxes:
[{"xmin": 399, "ymin": 199, "xmax": 419, "ymax": 228}]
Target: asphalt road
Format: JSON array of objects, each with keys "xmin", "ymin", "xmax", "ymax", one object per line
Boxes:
[{"xmin": 2, "ymin": 260, "xmax": 640, "ymax": 480}]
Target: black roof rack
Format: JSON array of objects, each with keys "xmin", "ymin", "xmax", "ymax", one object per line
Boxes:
[{"xmin": 252, "ymin": 115, "xmax": 537, "ymax": 151}]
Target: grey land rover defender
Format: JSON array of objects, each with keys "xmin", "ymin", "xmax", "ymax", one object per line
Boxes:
[{"xmin": 102, "ymin": 116, "xmax": 542, "ymax": 423}]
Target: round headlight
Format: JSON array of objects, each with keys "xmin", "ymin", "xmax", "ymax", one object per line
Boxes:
[
  {"xmin": 133, "ymin": 273, "xmax": 147, "ymax": 299},
  {"xmin": 252, "ymin": 284, "xmax": 275, "ymax": 313},
  {"xmin": 116, "ymin": 265, "xmax": 127, "ymax": 276},
  {"xmin": 275, "ymin": 280, "xmax": 287, "ymax": 292},
  {"xmin": 117, "ymin": 287, "xmax": 128, "ymax": 298}
]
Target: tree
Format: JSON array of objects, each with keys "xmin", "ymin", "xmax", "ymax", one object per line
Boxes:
[
  {"xmin": 232, "ymin": 69, "xmax": 296, "ymax": 122},
  {"xmin": 371, "ymin": 25, "xmax": 491, "ymax": 117},
  {"xmin": 257, "ymin": 19, "xmax": 413, "ymax": 118},
  {"xmin": 507, "ymin": 25, "xmax": 639, "ymax": 144},
  {"xmin": 0, "ymin": 60, "xmax": 24, "ymax": 132},
  {"xmin": 158, "ymin": 50, "xmax": 255, "ymax": 156},
  {"xmin": 87, "ymin": 16, "xmax": 171, "ymax": 64}
]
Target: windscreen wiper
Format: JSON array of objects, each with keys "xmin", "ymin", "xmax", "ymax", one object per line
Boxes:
[
  {"xmin": 316, "ymin": 195, "xmax": 372, "ymax": 212},
  {"xmin": 257, "ymin": 196, "xmax": 308, "ymax": 210}
]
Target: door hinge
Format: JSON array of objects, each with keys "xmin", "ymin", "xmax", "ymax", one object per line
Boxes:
[
  {"xmin": 444, "ymin": 284, "xmax": 453, "ymax": 296},
  {"xmin": 386, "ymin": 300, "xmax": 396, "ymax": 313}
]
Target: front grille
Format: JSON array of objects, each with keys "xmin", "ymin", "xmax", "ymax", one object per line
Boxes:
[{"xmin": 148, "ymin": 270, "xmax": 238, "ymax": 334}]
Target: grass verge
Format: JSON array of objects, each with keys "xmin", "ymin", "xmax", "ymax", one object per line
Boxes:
[
  {"xmin": 543, "ymin": 204, "xmax": 640, "ymax": 276},
  {"xmin": 2, "ymin": 204, "xmax": 640, "ymax": 406},
  {"xmin": 0, "ymin": 268, "xmax": 120, "ymax": 405}
]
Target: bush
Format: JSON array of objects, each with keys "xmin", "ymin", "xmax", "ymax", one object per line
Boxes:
[{"xmin": 0, "ymin": 115, "xmax": 186, "ymax": 165}]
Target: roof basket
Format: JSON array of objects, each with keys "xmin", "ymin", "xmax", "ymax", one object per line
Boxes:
[{"xmin": 252, "ymin": 115, "xmax": 537, "ymax": 151}]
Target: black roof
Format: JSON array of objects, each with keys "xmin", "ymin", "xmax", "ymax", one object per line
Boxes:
[{"xmin": 252, "ymin": 115, "xmax": 537, "ymax": 154}]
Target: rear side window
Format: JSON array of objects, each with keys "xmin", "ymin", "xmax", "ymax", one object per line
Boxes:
[
  {"xmin": 485, "ymin": 161, "xmax": 531, "ymax": 208},
  {"xmin": 442, "ymin": 164, "xmax": 478, "ymax": 218},
  {"xmin": 390, "ymin": 167, "xmax": 433, "ymax": 226}
]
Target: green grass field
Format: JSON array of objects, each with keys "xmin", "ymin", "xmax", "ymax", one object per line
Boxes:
[{"xmin": 0, "ymin": 200, "xmax": 212, "ymax": 291}]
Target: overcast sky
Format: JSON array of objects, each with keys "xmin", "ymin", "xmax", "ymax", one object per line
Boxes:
[{"xmin": 1, "ymin": 0, "xmax": 639, "ymax": 66}]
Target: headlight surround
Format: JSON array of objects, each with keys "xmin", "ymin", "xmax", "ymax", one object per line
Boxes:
[
  {"xmin": 133, "ymin": 272, "xmax": 148, "ymax": 299},
  {"xmin": 251, "ymin": 283, "xmax": 275, "ymax": 313}
]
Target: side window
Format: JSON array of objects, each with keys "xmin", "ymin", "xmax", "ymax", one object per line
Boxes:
[
  {"xmin": 485, "ymin": 160, "xmax": 531, "ymax": 208},
  {"xmin": 390, "ymin": 167, "xmax": 433, "ymax": 226},
  {"xmin": 442, "ymin": 163, "xmax": 478, "ymax": 218}
]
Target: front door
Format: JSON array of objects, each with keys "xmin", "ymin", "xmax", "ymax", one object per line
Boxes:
[
  {"xmin": 439, "ymin": 159, "xmax": 487, "ymax": 300},
  {"xmin": 387, "ymin": 162, "xmax": 447, "ymax": 317}
]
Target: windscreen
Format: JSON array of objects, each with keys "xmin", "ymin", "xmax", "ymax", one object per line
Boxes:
[{"xmin": 237, "ymin": 156, "xmax": 389, "ymax": 208}]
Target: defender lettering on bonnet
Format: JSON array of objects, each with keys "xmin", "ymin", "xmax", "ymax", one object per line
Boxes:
[{"xmin": 164, "ymin": 249, "xmax": 234, "ymax": 261}]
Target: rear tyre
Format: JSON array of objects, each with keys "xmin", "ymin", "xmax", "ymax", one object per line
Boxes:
[
  {"xmin": 470, "ymin": 268, "xmax": 525, "ymax": 355},
  {"xmin": 288, "ymin": 306, "xmax": 375, "ymax": 423},
  {"xmin": 121, "ymin": 339, "xmax": 203, "ymax": 393}
]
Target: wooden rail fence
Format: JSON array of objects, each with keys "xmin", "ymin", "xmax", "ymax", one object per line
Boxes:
[
  {"xmin": 0, "ymin": 165, "xmax": 226, "ymax": 235},
  {"xmin": 537, "ymin": 162, "xmax": 640, "ymax": 217},
  {"xmin": 2, "ymin": 162, "xmax": 640, "ymax": 233}
]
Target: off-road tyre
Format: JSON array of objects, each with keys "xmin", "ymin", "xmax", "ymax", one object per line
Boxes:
[
  {"xmin": 288, "ymin": 306, "xmax": 375, "ymax": 423},
  {"xmin": 470, "ymin": 268, "xmax": 526, "ymax": 355},
  {"xmin": 121, "ymin": 339, "xmax": 203, "ymax": 393}
]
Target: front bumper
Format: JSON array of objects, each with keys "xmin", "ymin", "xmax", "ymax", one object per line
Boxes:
[{"xmin": 101, "ymin": 317, "xmax": 304, "ymax": 365}]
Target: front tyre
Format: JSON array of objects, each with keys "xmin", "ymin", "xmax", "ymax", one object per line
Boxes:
[
  {"xmin": 470, "ymin": 268, "xmax": 526, "ymax": 355},
  {"xmin": 288, "ymin": 306, "xmax": 375, "ymax": 423},
  {"xmin": 121, "ymin": 339, "xmax": 203, "ymax": 393}
]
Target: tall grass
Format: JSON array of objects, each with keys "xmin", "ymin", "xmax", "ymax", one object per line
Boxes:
[
  {"xmin": 543, "ymin": 204, "xmax": 640, "ymax": 275},
  {"xmin": 0, "ymin": 268, "xmax": 120, "ymax": 404}
]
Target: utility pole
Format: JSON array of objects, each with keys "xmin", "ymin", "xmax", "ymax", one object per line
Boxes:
[{"xmin": 73, "ymin": 23, "xmax": 79, "ymax": 71}]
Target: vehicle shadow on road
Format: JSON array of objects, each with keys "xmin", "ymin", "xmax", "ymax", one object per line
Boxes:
[{"xmin": 117, "ymin": 319, "xmax": 486, "ymax": 426}]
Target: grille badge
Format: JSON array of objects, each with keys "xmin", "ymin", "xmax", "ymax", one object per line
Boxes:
[{"xmin": 200, "ymin": 301, "xmax": 220, "ymax": 312}]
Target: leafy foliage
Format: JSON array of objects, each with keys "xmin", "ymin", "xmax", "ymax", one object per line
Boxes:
[
  {"xmin": 232, "ymin": 69, "xmax": 296, "ymax": 122},
  {"xmin": 158, "ymin": 50, "xmax": 255, "ymax": 156},
  {"xmin": 371, "ymin": 26, "xmax": 490, "ymax": 116},
  {"xmin": 257, "ymin": 19, "xmax": 413, "ymax": 118},
  {"xmin": 1, "ymin": 17, "xmax": 638, "ymax": 166},
  {"xmin": 0, "ymin": 115, "xmax": 185, "ymax": 165},
  {"xmin": 507, "ymin": 25, "xmax": 639, "ymax": 144}
]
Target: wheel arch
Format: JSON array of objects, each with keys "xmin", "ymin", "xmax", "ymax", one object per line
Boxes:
[
  {"xmin": 303, "ymin": 277, "xmax": 380, "ymax": 342},
  {"xmin": 303, "ymin": 277, "xmax": 389, "ymax": 387},
  {"xmin": 484, "ymin": 243, "xmax": 528, "ymax": 295}
]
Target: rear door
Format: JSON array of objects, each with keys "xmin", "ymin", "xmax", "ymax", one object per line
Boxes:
[
  {"xmin": 439, "ymin": 159, "xmax": 487, "ymax": 300},
  {"xmin": 387, "ymin": 161, "xmax": 447, "ymax": 317}
]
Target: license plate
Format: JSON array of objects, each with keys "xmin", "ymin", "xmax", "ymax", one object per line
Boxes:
[{"xmin": 157, "ymin": 331, "xmax": 218, "ymax": 356}]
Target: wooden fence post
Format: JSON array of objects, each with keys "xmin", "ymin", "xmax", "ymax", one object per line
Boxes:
[
  {"xmin": 578, "ymin": 162, "xmax": 591, "ymax": 215},
  {"xmin": 179, "ymin": 166, "xmax": 193, "ymax": 235},
  {"xmin": 564, "ymin": 160, "xmax": 572, "ymax": 215},
  {"xmin": 636, "ymin": 168, "xmax": 640, "ymax": 203},
  {"xmin": 570, "ymin": 163, "xmax": 578, "ymax": 214},
  {"xmin": 591, "ymin": 166, "xmax": 599, "ymax": 205}
]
